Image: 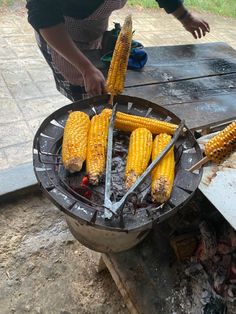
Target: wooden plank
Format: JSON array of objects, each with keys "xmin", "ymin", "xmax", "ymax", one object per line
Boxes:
[
  {"xmin": 103, "ymin": 225, "xmax": 181, "ymax": 314},
  {"xmin": 102, "ymin": 254, "xmax": 139, "ymax": 314},
  {"xmin": 125, "ymin": 73, "xmax": 236, "ymax": 130}
]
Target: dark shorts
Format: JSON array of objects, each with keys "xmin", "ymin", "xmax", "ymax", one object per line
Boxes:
[{"xmin": 36, "ymin": 32, "xmax": 87, "ymax": 102}]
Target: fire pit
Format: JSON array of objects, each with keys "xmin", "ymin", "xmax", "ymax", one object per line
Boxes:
[{"xmin": 33, "ymin": 94, "xmax": 203, "ymax": 253}]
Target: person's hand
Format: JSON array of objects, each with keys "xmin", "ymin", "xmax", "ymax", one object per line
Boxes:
[
  {"xmin": 181, "ymin": 13, "xmax": 210, "ymax": 39},
  {"xmin": 82, "ymin": 65, "xmax": 107, "ymax": 96}
]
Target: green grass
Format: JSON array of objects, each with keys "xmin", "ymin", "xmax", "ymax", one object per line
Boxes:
[
  {"xmin": 0, "ymin": 0, "xmax": 25, "ymax": 6},
  {"xmin": 185, "ymin": 0, "xmax": 236, "ymax": 18},
  {"xmin": 128, "ymin": 0, "xmax": 156, "ymax": 8},
  {"xmin": 0, "ymin": 0, "xmax": 15, "ymax": 6},
  {"xmin": 128, "ymin": 0, "xmax": 236, "ymax": 19}
]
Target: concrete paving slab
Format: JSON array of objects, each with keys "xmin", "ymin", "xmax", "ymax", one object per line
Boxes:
[
  {"xmin": 19, "ymin": 96, "xmax": 69, "ymax": 120},
  {"xmin": 3, "ymin": 141, "xmax": 33, "ymax": 169},
  {"xmin": 7, "ymin": 82, "xmax": 42, "ymax": 100},
  {"xmin": 35, "ymin": 80, "xmax": 62, "ymax": 97},
  {"xmin": 0, "ymin": 121, "xmax": 33, "ymax": 149},
  {"xmin": 27, "ymin": 68, "xmax": 54, "ymax": 82},
  {"xmin": 1, "ymin": 69, "xmax": 32, "ymax": 84},
  {"xmin": 27, "ymin": 116, "xmax": 47, "ymax": 136},
  {"xmin": 4, "ymin": 34, "xmax": 36, "ymax": 46},
  {"xmin": 0, "ymin": 99, "xmax": 24, "ymax": 123},
  {"xmin": 0, "ymin": 46, "xmax": 17, "ymax": 60},
  {"xmin": 11, "ymin": 45, "xmax": 38, "ymax": 58},
  {"xmin": 0, "ymin": 84, "xmax": 12, "ymax": 98},
  {"xmin": 0, "ymin": 74, "xmax": 5, "ymax": 86},
  {"xmin": 0, "ymin": 150, "xmax": 9, "ymax": 170}
]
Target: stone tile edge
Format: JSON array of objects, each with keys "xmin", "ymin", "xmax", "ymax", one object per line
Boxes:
[{"xmin": 0, "ymin": 161, "xmax": 39, "ymax": 202}]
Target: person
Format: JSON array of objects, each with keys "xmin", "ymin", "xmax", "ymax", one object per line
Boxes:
[{"xmin": 26, "ymin": 0, "xmax": 210, "ymax": 101}]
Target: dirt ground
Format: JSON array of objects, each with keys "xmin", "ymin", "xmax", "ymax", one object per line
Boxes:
[{"xmin": 0, "ymin": 192, "xmax": 128, "ymax": 314}]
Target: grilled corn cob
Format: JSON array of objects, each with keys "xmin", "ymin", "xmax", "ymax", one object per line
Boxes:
[
  {"xmin": 125, "ymin": 128, "xmax": 153, "ymax": 189},
  {"xmin": 151, "ymin": 133, "xmax": 175, "ymax": 203},
  {"xmin": 102, "ymin": 108, "xmax": 177, "ymax": 135},
  {"xmin": 204, "ymin": 120, "xmax": 236, "ymax": 164},
  {"xmin": 86, "ymin": 113, "xmax": 110, "ymax": 185},
  {"xmin": 106, "ymin": 15, "xmax": 133, "ymax": 95},
  {"xmin": 62, "ymin": 111, "xmax": 90, "ymax": 173}
]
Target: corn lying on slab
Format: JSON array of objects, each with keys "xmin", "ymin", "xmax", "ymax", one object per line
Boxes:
[
  {"xmin": 106, "ymin": 15, "xmax": 133, "ymax": 95},
  {"xmin": 62, "ymin": 111, "xmax": 90, "ymax": 173},
  {"xmin": 86, "ymin": 113, "xmax": 110, "ymax": 185},
  {"xmin": 151, "ymin": 133, "xmax": 175, "ymax": 203},
  {"xmin": 125, "ymin": 128, "xmax": 153, "ymax": 189},
  {"xmin": 102, "ymin": 108, "xmax": 177, "ymax": 135},
  {"xmin": 204, "ymin": 120, "xmax": 236, "ymax": 164}
]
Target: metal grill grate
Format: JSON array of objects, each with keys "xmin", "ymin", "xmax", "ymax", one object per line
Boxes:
[{"xmin": 33, "ymin": 94, "xmax": 203, "ymax": 252}]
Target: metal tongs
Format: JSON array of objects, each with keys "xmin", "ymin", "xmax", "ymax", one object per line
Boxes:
[{"xmin": 104, "ymin": 98, "xmax": 185, "ymax": 219}]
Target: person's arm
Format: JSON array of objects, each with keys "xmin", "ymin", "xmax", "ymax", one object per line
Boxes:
[
  {"xmin": 171, "ymin": 3, "xmax": 210, "ymax": 39},
  {"xmin": 40, "ymin": 24, "xmax": 106, "ymax": 96},
  {"xmin": 26, "ymin": 0, "xmax": 106, "ymax": 96},
  {"xmin": 156, "ymin": 0, "xmax": 210, "ymax": 39}
]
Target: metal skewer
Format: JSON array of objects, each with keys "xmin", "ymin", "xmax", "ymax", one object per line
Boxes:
[{"xmin": 104, "ymin": 95, "xmax": 118, "ymax": 218}]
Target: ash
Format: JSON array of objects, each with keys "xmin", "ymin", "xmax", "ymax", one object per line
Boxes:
[{"xmin": 164, "ymin": 196, "xmax": 236, "ymax": 314}]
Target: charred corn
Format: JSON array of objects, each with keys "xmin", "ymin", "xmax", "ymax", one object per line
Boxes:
[
  {"xmin": 102, "ymin": 108, "xmax": 177, "ymax": 135},
  {"xmin": 62, "ymin": 111, "xmax": 90, "ymax": 173},
  {"xmin": 151, "ymin": 133, "xmax": 175, "ymax": 203},
  {"xmin": 125, "ymin": 128, "xmax": 153, "ymax": 189},
  {"xmin": 106, "ymin": 15, "xmax": 133, "ymax": 95},
  {"xmin": 86, "ymin": 113, "xmax": 110, "ymax": 185},
  {"xmin": 204, "ymin": 120, "xmax": 236, "ymax": 163}
]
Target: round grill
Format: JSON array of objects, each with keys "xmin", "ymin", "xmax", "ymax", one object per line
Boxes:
[{"xmin": 33, "ymin": 95, "xmax": 203, "ymax": 252}]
